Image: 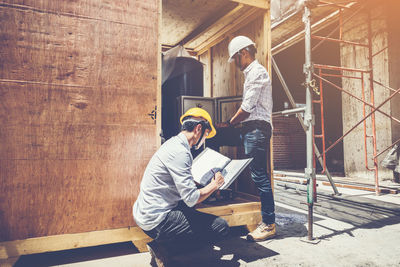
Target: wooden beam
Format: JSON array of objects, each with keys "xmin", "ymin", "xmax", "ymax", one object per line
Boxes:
[
  {"xmin": 184, "ymin": 4, "xmax": 247, "ymax": 48},
  {"xmin": 157, "ymin": 0, "xmax": 162, "ymax": 147},
  {"xmin": 230, "ymin": 0, "xmax": 269, "ymax": 9},
  {"xmin": 0, "ymin": 227, "xmax": 148, "ymax": 260},
  {"xmin": 271, "ymin": 1, "xmax": 357, "ymax": 55},
  {"xmin": 195, "ymin": 7, "xmax": 264, "ymax": 55},
  {"xmin": 0, "ymin": 200, "xmax": 261, "ymax": 259},
  {"xmin": 262, "ymin": 9, "xmax": 274, "ymax": 192}
]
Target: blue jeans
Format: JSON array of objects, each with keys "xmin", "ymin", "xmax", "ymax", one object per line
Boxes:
[
  {"xmin": 144, "ymin": 201, "xmax": 229, "ymax": 255},
  {"xmin": 207, "ymin": 121, "xmax": 275, "ymax": 224},
  {"xmin": 243, "ymin": 124, "xmax": 275, "ymax": 224}
]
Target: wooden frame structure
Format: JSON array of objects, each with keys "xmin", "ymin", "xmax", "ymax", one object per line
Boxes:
[
  {"xmin": 0, "ymin": 193, "xmax": 260, "ymax": 260},
  {"xmin": 0, "ymin": 0, "xmax": 271, "ymax": 263}
]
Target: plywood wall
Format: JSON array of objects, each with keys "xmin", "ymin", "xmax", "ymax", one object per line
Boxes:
[
  {"xmin": 211, "ymin": 14, "xmax": 269, "ymax": 105},
  {"xmin": 200, "ymin": 12, "xmax": 271, "ymax": 195},
  {"xmin": 340, "ymin": 3, "xmax": 393, "ymax": 181},
  {"xmin": 0, "ymin": 0, "xmax": 159, "ymax": 241}
]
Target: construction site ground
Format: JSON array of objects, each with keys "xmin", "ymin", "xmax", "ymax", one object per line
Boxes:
[{"xmin": 14, "ymin": 174, "xmax": 400, "ymax": 267}]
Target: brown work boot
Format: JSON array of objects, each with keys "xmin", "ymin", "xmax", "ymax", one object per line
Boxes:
[
  {"xmin": 147, "ymin": 241, "xmax": 169, "ymax": 267},
  {"xmin": 247, "ymin": 222, "xmax": 276, "ymax": 242}
]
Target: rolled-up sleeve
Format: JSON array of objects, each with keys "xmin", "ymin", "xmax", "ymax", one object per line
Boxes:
[
  {"xmin": 164, "ymin": 151, "xmax": 200, "ymax": 207},
  {"xmin": 241, "ymin": 72, "xmax": 267, "ymax": 113}
]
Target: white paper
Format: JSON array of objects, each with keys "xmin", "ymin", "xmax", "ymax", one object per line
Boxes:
[
  {"xmin": 220, "ymin": 159, "xmax": 252, "ymax": 189},
  {"xmin": 192, "ymin": 148, "xmax": 230, "ymax": 184}
]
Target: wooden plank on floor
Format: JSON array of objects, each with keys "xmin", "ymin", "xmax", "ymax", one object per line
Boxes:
[
  {"xmin": 0, "ymin": 199, "xmax": 261, "ymax": 259},
  {"xmin": 0, "ymin": 227, "xmax": 146, "ymax": 260}
]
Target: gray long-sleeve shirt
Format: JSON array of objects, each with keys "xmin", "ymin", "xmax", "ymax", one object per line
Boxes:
[{"xmin": 132, "ymin": 132, "xmax": 200, "ymax": 231}]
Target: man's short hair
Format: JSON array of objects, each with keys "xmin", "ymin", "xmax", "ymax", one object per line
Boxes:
[
  {"xmin": 245, "ymin": 45, "xmax": 257, "ymax": 58},
  {"xmin": 181, "ymin": 116, "xmax": 211, "ymax": 133}
]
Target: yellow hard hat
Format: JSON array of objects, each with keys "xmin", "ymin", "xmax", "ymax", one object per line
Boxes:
[{"xmin": 180, "ymin": 107, "xmax": 216, "ymax": 138}]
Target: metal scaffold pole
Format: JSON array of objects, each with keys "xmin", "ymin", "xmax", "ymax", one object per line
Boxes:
[
  {"xmin": 271, "ymin": 57, "xmax": 340, "ymax": 196},
  {"xmin": 303, "ymin": 2, "xmax": 316, "ymax": 241}
]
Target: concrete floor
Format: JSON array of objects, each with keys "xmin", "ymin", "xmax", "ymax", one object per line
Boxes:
[{"xmin": 13, "ymin": 181, "xmax": 400, "ymax": 267}]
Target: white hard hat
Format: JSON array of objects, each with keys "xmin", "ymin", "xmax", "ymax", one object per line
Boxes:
[{"xmin": 227, "ymin": 36, "xmax": 255, "ymax": 63}]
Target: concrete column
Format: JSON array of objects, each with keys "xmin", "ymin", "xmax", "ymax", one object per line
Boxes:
[{"xmin": 340, "ymin": 3, "xmax": 393, "ymax": 181}]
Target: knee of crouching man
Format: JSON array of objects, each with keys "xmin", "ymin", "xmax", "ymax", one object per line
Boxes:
[{"xmin": 215, "ymin": 217, "xmax": 230, "ymax": 238}]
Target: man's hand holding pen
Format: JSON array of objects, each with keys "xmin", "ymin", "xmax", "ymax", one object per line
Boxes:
[{"xmin": 211, "ymin": 169, "xmax": 225, "ymax": 189}]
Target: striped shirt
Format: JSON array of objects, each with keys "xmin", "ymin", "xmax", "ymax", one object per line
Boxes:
[
  {"xmin": 133, "ymin": 133, "xmax": 200, "ymax": 231},
  {"xmin": 241, "ymin": 60, "xmax": 273, "ymax": 125}
]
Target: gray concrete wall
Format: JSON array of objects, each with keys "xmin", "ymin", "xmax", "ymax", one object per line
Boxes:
[
  {"xmin": 340, "ymin": 3, "xmax": 393, "ymax": 181},
  {"xmin": 388, "ymin": 1, "xmax": 400, "ymax": 144}
]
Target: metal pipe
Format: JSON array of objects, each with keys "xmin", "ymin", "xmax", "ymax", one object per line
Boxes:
[
  {"xmin": 311, "ymin": 35, "xmax": 369, "ymax": 47},
  {"xmin": 314, "ymin": 73, "xmax": 400, "ymax": 125},
  {"xmin": 374, "ymin": 138, "xmax": 400, "ymax": 159},
  {"xmin": 318, "ymin": 68, "xmax": 327, "ymax": 173},
  {"xmin": 318, "ymin": 1, "xmax": 355, "ymax": 9},
  {"xmin": 304, "ymin": 3, "xmax": 315, "ymax": 241},
  {"xmin": 320, "ymin": 72, "xmax": 362, "ymax": 79},
  {"xmin": 312, "ymin": 4, "xmax": 364, "ymax": 51},
  {"xmin": 371, "ymin": 45, "xmax": 388, "ymax": 58},
  {"xmin": 323, "ymin": 87, "xmax": 400, "ymax": 154},
  {"xmin": 271, "ymin": 57, "xmax": 339, "ymax": 195},
  {"xmin": 314, "ymin": 63, "xmax": 370, "ymax": 73},
  {"xmin": 373, "ymin": 79, "xmax": 398, "ymax": 93},
  {"xmin": 273, "ymin": 107, "xmax": 306, "ymax": 116},
  {"xmin": 339, "ymin": 8, "xmax": 343, "ymax": 40}
]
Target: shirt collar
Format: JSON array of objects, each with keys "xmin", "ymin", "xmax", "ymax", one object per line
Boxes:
[
  {"xmin": 177, "ymin": 132, "xmax": 191, "ymax": 150},
  {"xmin": 243, "ymin": 59, "xmax": 258, "ymax": 77}
]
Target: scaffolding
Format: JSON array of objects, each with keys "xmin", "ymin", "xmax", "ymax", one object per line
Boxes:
[
  {"xmin": 274, "ymin": 0, "xmax": 400, "ymax": 240},
  {"xmin": 309, "ymin": 0, "xmax": 400, "ymax": 197}
]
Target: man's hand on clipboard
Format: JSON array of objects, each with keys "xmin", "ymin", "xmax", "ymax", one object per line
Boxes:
[{"xmin": 211, "ymin": 170, "xmax": 225, "ymax": 189}]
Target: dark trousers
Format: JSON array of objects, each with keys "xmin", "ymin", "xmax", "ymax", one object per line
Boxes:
[
  {"xmin": 207, "ymin": 121, "xmax": 275, "ymax": 224},
  {"xmin": 144, "ymin": 201, "xmax": 229, "ymax": 255}
]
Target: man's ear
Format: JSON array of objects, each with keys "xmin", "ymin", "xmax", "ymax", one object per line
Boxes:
[
  {"xmin": 241, "ymin": 48, "xmax": 249, "ymax": 58},
  {"xmin": 195, "ymin": 123, "xmax": 202, "ymax": 134}
]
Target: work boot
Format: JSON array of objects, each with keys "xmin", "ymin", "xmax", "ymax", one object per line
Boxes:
[
  {"xmin": 247, "ymin": 222, "xmax": 276, "ymax": 242},
  {"xmin": 147, "ymin": 241, "xmax": 169, "ymax": 267}
]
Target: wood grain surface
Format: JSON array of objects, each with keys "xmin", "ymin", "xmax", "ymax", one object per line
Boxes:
[{"xmin": 0, "ymin": 0, "xmax": 159, "ymax": 241}]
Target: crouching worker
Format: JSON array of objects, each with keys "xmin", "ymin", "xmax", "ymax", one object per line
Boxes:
[{"xmin": 133, "ymin": 108, "xmax": 229, "ymax": 267}]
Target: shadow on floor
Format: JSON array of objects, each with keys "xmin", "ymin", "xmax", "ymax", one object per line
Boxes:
[
  {"xmin": 14, "ymin": 242, "xmax": 139, "ymax": 267},
  {"xmin": 168, "ymin": 228, "xmax": 279, "ymax": 267},
  {"xmin": 14, "ymin": 205, "xmax": 310, "ymax": 267},
  {"xmin": 274, "ymin": 186, "xmax": 400, "ymax": 241}
]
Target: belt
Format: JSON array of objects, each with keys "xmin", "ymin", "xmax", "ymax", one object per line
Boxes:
[
  {"xmin": 242, "ymin": 120, "xmax": 269, "ymax": 129},
  {"xmin": 241, "ymin": 120, "xmax": 270, "ymax": 136}
]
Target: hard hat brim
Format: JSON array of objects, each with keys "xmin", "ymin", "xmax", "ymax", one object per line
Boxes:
[
  {"xmin": 207, "ymin": 124, "xmax": 216, "ymax": 139},
  {"xmin": 180, "ymin": 107, "xmax": 217, "ymax": 139}
]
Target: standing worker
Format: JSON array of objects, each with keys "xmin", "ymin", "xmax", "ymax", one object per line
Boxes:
[
  {"xmin": 133, "ymin": 107, "xmax": 229, "ymax": 267},
  {"xmin": 216, "ymin": 35, "xmax": 276, "ymax": 241}
]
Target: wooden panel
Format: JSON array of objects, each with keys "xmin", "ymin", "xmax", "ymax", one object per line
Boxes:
[
  {"xmin": 0, "ymin": 0, "xmax": 159, "ymax": 241},
  {"xmin": 0, "ymin": 8, "xmax": 157, "ymax": 88},
  {"xmin": 198, "ymin": 49, "xmax": 212, "ymax": 97},
  {"xmin": 210, "ymin": 9, "xmax": 272, "ymax": 195},
  {"xmin": 0, "ymin": 197, "xmax": 259, "ymax": 259},
  {"xmin": 230, "ymin": 0, "xmax": 269, "ymax": 9},
  {"xmin": 212, "ymin": 15, "xmax": 267, "ymax": 98},
  {"xmin": 162, "ymin": 0, "xmax": 236, "ymax": 47},
  {"xmin": 184, "ymin": 4, "xmax": 249, "ymax": 49},
  {"xmin": 0, "ymin": 1, "xmax": 156, "ymax": 26}
]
